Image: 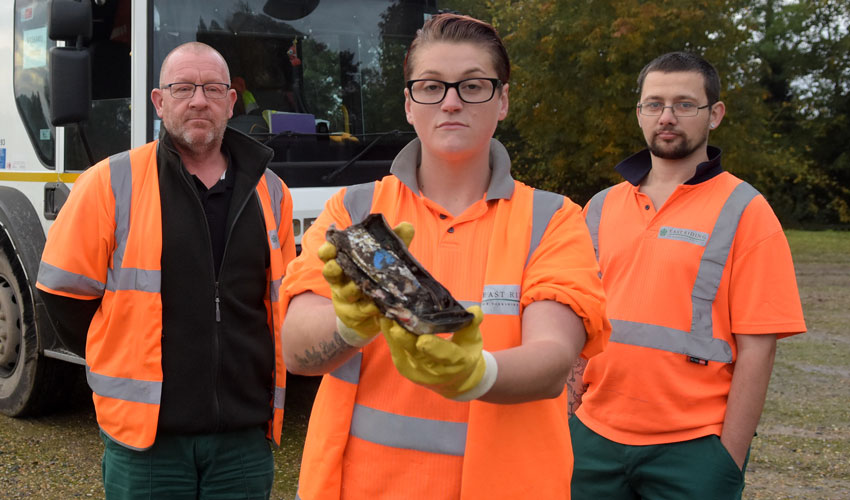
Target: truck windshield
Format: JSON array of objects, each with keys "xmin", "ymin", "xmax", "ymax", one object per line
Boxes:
[{"xmin": 152, "ymin": 0, "xmax": 436, "ymax": 187}]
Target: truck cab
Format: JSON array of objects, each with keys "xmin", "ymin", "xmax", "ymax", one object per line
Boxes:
[{"xmin": 0, "ymin": 0, "xmax": 436, "ymax": 416}]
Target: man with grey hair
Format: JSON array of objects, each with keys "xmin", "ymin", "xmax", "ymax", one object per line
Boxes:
[{"xmin": 37, "ymin": 42, "xmax": 295, "ymax": 499}]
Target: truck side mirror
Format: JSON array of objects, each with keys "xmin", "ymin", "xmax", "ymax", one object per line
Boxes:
[
  {"xmin": 47, "ymin": 0, "xmax": 93, "ymax": 126},
  {"xmin": 47, "ymin": 0, "xmax": 92, "ymax": 42},
  {"xmin": 49, "ymin": 48, "xmax": 91, "ymax": 125}
]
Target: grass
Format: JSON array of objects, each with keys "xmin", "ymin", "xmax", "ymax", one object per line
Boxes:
[
  {"xmin": 0, "ymin": 230, "xmax": 847, "ymax": 499},
  {"xmin": 271, "ymin": 375, "xmax": 319, "ymax": 499},
  {"xmin": 743, "ymin": 230, "xmax": 850, "ymax": 499}
]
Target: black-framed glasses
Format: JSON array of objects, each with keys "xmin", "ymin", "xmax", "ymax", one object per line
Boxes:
[
  {"xmin": 163, "ymin": 82, "xmax": 230, "ymax": 99},
  {"xmin": 637, "ymin": 102, "xmax": 711, "ymax": 117},
  {"xmin": 407, "ymin": 78, "xmax": 502, "ymax": 104}
]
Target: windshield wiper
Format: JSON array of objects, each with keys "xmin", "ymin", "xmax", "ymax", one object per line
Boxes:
[{"xmin": 321, "ymin": 130, "xmax": 415, "ymax": 183}]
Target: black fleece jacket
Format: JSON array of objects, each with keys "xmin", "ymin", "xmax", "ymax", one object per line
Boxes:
[{"xmin": 41, "ymin": 128, "xmax": 277, "ymax": 435}]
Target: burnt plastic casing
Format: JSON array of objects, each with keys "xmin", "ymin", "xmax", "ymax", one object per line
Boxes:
[{"xmin": 326, "ymin": 214, "xmax": 473, "ymax": 335}]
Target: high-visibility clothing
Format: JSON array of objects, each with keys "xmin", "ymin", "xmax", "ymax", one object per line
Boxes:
[
  {"xmin": 578, "ymin": 164, "xmax": 805, "ymax": 446},
  {"xmin": 283, "ymin": 138, "xmax": 609, "ymax": 499},
  {"xmin": 243, "ymin": 89, "xmax": 259, "ymax": 114},
  {"xmin": 37, "ymin": 140, "xmax": 293, "ymax": 450}
]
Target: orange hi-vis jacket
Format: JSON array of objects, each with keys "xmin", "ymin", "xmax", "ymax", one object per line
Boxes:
[
  {"xmin": 283, "ymin": 139, "xmax": 609, "ymax": 499},
  {"xmin": 579, "ymin": 160, "xmax": 805, "ymax": 445},
  {"xmin": 36, "ymin": 140, "xmax": 293, "ymax": 450}
]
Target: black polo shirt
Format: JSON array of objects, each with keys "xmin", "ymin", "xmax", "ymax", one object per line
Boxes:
[{"xmin": 190, "ymin": 154, "xmax": 236, "ymax": 276}]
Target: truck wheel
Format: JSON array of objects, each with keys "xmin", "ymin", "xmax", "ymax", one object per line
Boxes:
[{"xmin": 0, "ymin": 247, "xmax": 73, "ymax": 416}]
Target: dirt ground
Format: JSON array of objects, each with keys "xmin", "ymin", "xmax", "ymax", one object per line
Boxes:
[
  {"xmin": 0, "ymin": 373, "xmax": 316, "ymax": 500},
  {"xmin": 0, "ymin": 230, "xmax": 847, "ymax": 499},
  {"xmin": 742, "ymin": 230, "xmax": 850, "ymax": 500}
]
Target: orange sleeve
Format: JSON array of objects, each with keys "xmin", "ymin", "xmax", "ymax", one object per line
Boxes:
[
  {"xmin": 281, "ymin": 187, "xmax": 353, "ymax": 308},
  {"xmin": 37, "ymin": 161, "xmax": 115, "ymax": 300},
  {"xmin": 728, "ymin": 196, "xmax": 806, "ymax": 338},
  {"xmin": 521, "ymin": 198, "xmax": 611, "ymax": 359}
]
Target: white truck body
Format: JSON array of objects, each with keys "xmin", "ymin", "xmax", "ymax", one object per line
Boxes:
[{"xmin": 0, "ymin": 0, "xmax": 434, "ymax": 416}]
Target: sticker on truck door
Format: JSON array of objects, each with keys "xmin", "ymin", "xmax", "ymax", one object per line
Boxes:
[{"xmin": 23, "ymin": 27, "xmax": 47, "ymax": 69}]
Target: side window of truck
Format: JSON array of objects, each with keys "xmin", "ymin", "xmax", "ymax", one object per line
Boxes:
[
  {"xmin": 13, "ymin": 0, "xmax": 56, "ymax": 167},
  {"xmin": 64, "ymin": 0, "xmax": 131, "ymax": 171}
]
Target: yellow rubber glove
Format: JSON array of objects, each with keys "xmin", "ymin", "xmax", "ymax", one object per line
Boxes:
[
  {"xmin": 320, "ymin": 221, "xmax": 414, "ymax": 347},
  {"xmin": 381, "ymin": 306, "xmax": 498, "ymax": 400}
]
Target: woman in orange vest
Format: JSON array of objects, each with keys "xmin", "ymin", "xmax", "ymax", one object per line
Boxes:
[{"xmin": 281, "ymin": 14, "xmax": 610, "ymax": 499}]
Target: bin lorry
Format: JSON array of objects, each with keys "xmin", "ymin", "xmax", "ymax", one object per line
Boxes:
[{"xmin": 0, "ymin": 0, "xmax": 437, "ymax": 417}]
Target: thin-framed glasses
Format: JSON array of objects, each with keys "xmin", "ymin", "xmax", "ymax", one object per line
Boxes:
[
  {"xmin": 163, "ymin": 82, "xmax": 230, "ymax": 99},
  {"xmin": 407, "ymin": 78, "xmax": 502, "ymax": 104},
  {"xmin": 637, "ymin": 102, "xmax": 711, "ymax": 117}
]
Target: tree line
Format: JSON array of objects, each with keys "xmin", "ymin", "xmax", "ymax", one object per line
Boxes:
[{"xmin": 441, "ymin": 0, "xmax": 849, "ymax": 227}]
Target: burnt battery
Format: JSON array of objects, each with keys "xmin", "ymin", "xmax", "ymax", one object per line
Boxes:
[{"xmin": 326, "ymin": 213, "xmax": 473, "ymax": 335}]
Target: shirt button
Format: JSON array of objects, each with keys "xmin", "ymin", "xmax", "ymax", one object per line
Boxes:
[
  {"xmin": 644, "ymin": 205, "xmax": 650, "ymax": 210},
  {"xmin": 447, "ymin": 227, "xmax": 454, "ymax": 233},
  {"xmin": 439, "ymin": 214, "xmax": 447, "ymax": 220}
]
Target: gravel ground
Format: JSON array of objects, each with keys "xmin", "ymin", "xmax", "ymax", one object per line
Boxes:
[
  {"xmin": 0, "ymin": 372, "xmax": 317, "ymax": 500},
  {"xmin": 0, "ymin": 371, "xmax": 103, "ymax": 499}
]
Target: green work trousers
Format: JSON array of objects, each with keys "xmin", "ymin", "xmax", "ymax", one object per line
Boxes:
[
  {"xmin": 570, "ymin": 416, "xmax": 750, "ymax": 500},
  {"xmin": 101, "ymin": 426, "xmax": 273, "ymax": 500}
]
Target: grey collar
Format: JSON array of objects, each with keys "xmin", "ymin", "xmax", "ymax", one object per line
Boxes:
[{"xmin": 389, "ymin": 138, "xmax": 515, "ymax": 201}]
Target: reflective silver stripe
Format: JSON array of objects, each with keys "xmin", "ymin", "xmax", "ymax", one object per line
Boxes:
[
  {"xmin": 350, "ymin": 403, "xmax": 467, "ymax": 456},
  {"xmin": 342, "ymin": 182, "xmax": 376, "ymax": 225},
  {"xmin": 268, "ymin": 229, "xmax": 280, "ymax": 250},
  {"xmin": 330, "ymin": 352, "xmax": 361, "ymax": 384},
  {"xmin": 610, "ymin": 319, "xmax": 733, "ymax": 362},
  {"xmin": 108, "ymin": 151, "xmax": 132, "ymax": 284},
  {"xmin": 690, "ymin": 182, "xmax": 759, "ymax": 340},
  {"xmin": 107, "ymin": 268, "xmax": 161, "ymax": 293},
  {"xmin": 270, "ymin": 277, "xmax": 281, "ymax": 303},
  {"xmin": 263, "ymin": 170, "xmax": 283, "ymax": 250},
  {"xmin": 263, "ymin": 170, "xmax": 283, "ymax": 228},
  {"xmin": 37, "ymin": 261, "xmax": 106, "ymax": 297},
  {"xmin": 585, "ymin": 187, "xmax": 612, "ymax": 260},
  {"xmin": 86, "ymin": 365, "xmax": 161, "ymax": 405},
  {"xmin": 105, "ymin": 151, "xmax": 162, "ymax": 293},
  {"xmin": 527, "ymin": 189, "xmax": 564, "ymax": 267},
  {"xmin": 603, "ymin": 182, "xmax": 759, "ymax": 363},
  {"xmin": 274, "ymin": 386, "xmax": 285, "ymax": 409}
]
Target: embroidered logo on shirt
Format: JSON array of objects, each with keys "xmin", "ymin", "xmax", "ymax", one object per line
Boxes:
[
  {"xmin": 658, "ymin": 226, "xmax": 709, "ymax": 246},
  {"xmin": 481, "ymin": 285, "xmax": 520, "ymax": 315}
]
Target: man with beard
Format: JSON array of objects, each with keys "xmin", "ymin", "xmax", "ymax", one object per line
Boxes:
[
  {"xmin": 567, "ymin": 52, "xmax": 806, "ymax": 499},
  {"xmin": 37, "ymin": 42, "xmax": 295, "ymax": 499}
]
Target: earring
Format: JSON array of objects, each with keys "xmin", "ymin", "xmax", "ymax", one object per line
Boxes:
[{"xmin": 710, "ymin": 123, "xmax": 716, "ymax": 129}]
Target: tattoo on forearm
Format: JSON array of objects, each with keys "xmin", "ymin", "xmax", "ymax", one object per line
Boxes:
[
  {"xmin": 567, "ymin": 358, "xmax": 589, "ymax": 417},
  {"xmin": 293, "ymin": 330, "xmax": 351, "ymax": 369}
]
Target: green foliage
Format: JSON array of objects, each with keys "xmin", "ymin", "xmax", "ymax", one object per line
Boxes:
[
  {"xmin": 744, "ymin": 0, "xmax": 850, "ymax": 225},
  {"xmin": 440, "ymin": 0, "xmax": 849, "ymax": 225}
]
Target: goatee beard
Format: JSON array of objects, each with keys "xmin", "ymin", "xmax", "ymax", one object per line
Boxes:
[
  {"xmin": 649, "ymin": 134, "xmax": 705, "ymax": 160},
  {"xmin": 176, "ymin": 127, "xmax": 223, "ymax": 154}
]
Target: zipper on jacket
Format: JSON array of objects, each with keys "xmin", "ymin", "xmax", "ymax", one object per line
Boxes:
[
  {"xmin": 172, "ymin": 155, "xmax": 226, "ymax": 429},
  {"xmin": 214, "ymin": 282, "xmax": 221, "ymax": 323}
]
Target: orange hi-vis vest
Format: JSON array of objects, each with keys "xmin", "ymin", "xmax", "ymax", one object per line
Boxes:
[
  {"xmin": 287, "ymin": 139, "xmax": 609, "ymax": 499},
  {"xmin": 36, "ymin": 140, "xmax": 290, "ymax": 450}
]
